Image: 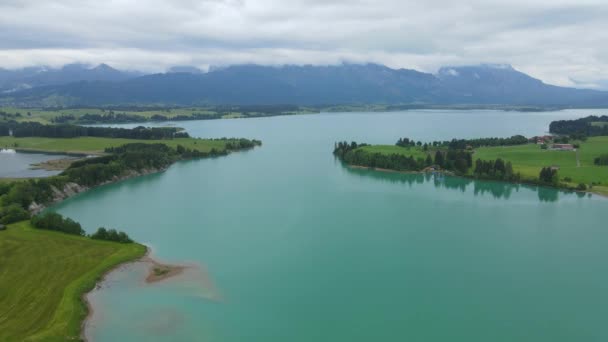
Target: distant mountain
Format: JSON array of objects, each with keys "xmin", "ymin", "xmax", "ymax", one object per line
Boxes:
[
  {"xmin": 167, "ymin": 66, "xmax": 203, "ymax": 74},
  {"xmin": 436, "ymin": 64, "xmax": 606, "ymax": 106},
  {"xmin": 0, "ymin": 63, "xmax": 143, "ymax": 93},
  {"xmin": 2, "ymin": 63, "xmax": 607, "ymax": 107}
]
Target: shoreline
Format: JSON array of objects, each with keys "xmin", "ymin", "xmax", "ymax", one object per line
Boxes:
[
  {"xmin": 80, "ymin": 247, "xmax": 188, "ymax": 342},
  {"xmin": 28, "ymin": 166, "xmax": 169, "ymax": 215},
  {"xmin": 80, "ymin": 246, "xmax": 149, "ymax": 342},
  {"xmin": 347, "ymin": 164, "xmax": 608, "ymax": 198}
]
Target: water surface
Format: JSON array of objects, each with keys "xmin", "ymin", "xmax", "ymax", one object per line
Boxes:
[
  {"xmin": 52, "ymin": 109, "xmax": 608, "ymax": 342},
  {"xmin": 0, "ymin": 150, "xmax": 69, "ymax": 178}
]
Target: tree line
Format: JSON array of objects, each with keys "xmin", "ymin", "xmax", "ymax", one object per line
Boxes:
[
  {"xmin": 0, "ymin": 121, "xmax": 189, "ymax": 139},
  {"xmin": 549, "ymin": 115, "xmax": 608, "ymax": 137},
  {"xmin": 396, "ymin": 135, "xmax": 528, "ymax": 150},
  {"xmin": 473, "ymin": 158, "xmax": 518, "ymax": 181},
  {"xmin": 30, "ymin": 211, "xmax": 133, "ymax": 242},
  {"xmin": 333, "ymin": 141, "xmax": 473, "ymax": 174}
]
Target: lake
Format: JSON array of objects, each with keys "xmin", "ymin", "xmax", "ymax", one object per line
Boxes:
[
  {"xmin": 51, "ymin": 109, "xmax": 608, "ymax": 342},
  {"xmin": 0, "ymin": 150, "xmax": 70, "ymax": 178}
]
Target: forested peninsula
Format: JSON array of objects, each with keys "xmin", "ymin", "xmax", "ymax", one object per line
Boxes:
[
  {"xmin": 334, "ymin": 116, "xmax": 608, "ymax": 196},
  {"xmin": 1, "ymin": 128, "xmax": 261, "ymax": 223}
]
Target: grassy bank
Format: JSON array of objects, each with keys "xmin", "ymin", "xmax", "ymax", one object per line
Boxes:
[
  {"xmin": 0, "ymin": 221, "xmax": 146, "ymax": 341},
  {"xmin": 0, "ymin": 136, "xmax": 242, "ymax": 155},
  {"xmin": 475, "ymin": 136, "xmax": 608, "ymax": 194}
]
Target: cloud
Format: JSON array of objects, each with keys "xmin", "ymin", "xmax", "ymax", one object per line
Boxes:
[{"xmin": 0, "ymin": 0, "xmax": 607, "ymax": 89}]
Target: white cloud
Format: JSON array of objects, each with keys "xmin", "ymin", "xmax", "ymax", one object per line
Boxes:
[{"xmin": 0, "ymin": 0, "xmax": 607, "ymax": 89}]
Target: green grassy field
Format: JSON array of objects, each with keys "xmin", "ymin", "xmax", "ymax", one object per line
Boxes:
[
  {"xmin": 358, "ymin": 145, "xmax": 428, "ymax": 160},
  {"xmin": 0, "ymin": 136, "xmax": 237, "ymax": 154},
  {"xmin": 0, "ymin": 221, "xmax": 146, "ymax": 341},
  {"xmin": 475, "ymin": 136, "xmax": 608, "ymax": 194}
]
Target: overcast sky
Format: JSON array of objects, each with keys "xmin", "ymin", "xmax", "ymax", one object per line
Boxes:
[{"xmin": 1, "ymin": 0, "xmax": 607, "ymax": 89}]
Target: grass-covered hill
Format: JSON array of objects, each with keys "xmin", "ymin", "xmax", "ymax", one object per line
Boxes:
[{"xmin": 0, "ymin": 221, "xmax": 146, "ymax": 341}]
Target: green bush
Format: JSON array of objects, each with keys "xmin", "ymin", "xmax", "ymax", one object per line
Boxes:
[
  {"xmin": 31, "ymin": 212, "xmax": 84, "ymax": 236},
  {"xmin": 594, "ymin": 154, "xmax": 608, "ymax": 166},
  {"xmin": 0, "ymin": 204, "xmax": 30, "ymax": 224},
  {"xmin": 90, "ymin": 227, "xmax": 133, "ymax": 243}
]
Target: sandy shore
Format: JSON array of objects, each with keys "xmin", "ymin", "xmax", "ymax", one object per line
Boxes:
[{"xmin": 81, "ymin": 247, "xmax": 188, "ymax": 341}]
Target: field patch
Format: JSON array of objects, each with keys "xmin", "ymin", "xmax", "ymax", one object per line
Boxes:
[{"xmin": 475, "ymin": 136, "xmax": 608, "ymax": 193}]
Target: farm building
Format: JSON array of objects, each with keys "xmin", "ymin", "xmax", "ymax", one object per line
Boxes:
[{"xmin": 536, "ymin": 135, "xmax": 553, "ymax": 144}]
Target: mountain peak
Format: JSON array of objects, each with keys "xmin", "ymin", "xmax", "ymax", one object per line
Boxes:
[{"xmin": 92, "ymin": 63, "xmax": 116, "ymax": 71}]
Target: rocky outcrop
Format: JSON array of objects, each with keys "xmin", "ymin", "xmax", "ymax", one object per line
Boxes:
[{"xmin": 28, "ymin": 167, "xmax": 167, "ymax": 215}]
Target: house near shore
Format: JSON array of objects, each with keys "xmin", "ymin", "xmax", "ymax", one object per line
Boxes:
[
  {"xmin": 536, "ymin": 135, "xmax": 553, "ymax": 144},
  {"xmin": 550, "ymin": 143, "xmax": 575, "ymax": 151}
]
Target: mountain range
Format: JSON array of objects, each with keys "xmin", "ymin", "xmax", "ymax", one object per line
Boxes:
[
  {"xmin": 1, "ymin": 63, "xmax": 607, "ymax": 107},
  {"xmin": 0, "ymin": 63, "xmax": 142, "ymax": 94}
]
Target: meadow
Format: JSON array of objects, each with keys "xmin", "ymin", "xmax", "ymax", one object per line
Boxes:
[
  {"xmin": 0, "ymin": 221, "xmax": 146, "ymax": 341},
  {"xmin": 350, "ymin": 137, "xmax": 608, "ymax": 195},
  {"xmin": 0, "ymin": 136, "xmax": 241, "ymax": 154},
  {"xmin": 475, "ymin": 136, "xmax": 608, "ymax": 193}
]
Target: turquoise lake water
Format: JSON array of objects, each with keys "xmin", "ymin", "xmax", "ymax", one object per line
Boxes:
[{"xmin": 51, "ymin": 109, "xmax": 608, "ymax": 341}]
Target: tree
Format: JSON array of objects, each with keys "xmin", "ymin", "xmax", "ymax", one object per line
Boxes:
[
  {"xmin": 91, "ymin": 227, "xmax": 109, "ymax": 240},
  {"xmin": 31, "ymin": 212, "xmax": 84, "ymax": 236},
  {"xmin": 434, "ymin": 151, "xmax": 444, "ymax": 168},
  {"xmin": 425, "ymin": 154, "xmax": 433, "ymax": 166},
  {"xmin": 505, "ymin": 161, "xmax": 514, "ymax": 180},
  {"xmin": 494, "ymin": 158, "xmax": 506, "ymax": 177},
  {"xmin": 0, "ymin": 204, "xmax": 30, "ymax": 224},
  {"xmin": 539, "ymin": 167, "xmax": 558, "ymax": 185},
  {"xmin": 454, "ymin": 158, "xmax": 468, "ymax": 174},
  {"xmin": 91, "ymin": 227, "xmax": 133, "ymax": 243}
]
